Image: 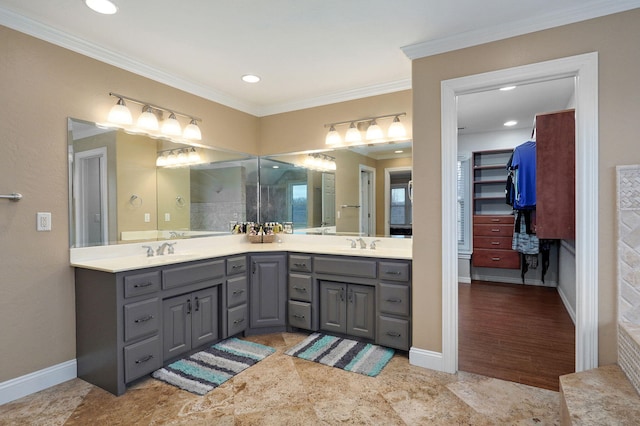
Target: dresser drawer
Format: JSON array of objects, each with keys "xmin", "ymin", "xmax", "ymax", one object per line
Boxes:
[
  {"xmin": 289, "ymin": 255, "xmax": 312, "ymax": 272},
  {"xmin": 227, "ymin": 275, "xmax": 247, "ymax": 308},
  {"xmin": 226, "ymin": 256, "xmax": 247, "ymax": 276},
  {"xmin": 123, "ymin": 271, "xmax": 161, "ymax": 298},
  {"xmin": 227, "ymin": 304, "xmax": 247, "ymax": 336},
  {"xmin": 123, "ymin": 297, "xmax": 160, "ymax": 342},
  {"xmin": 472, "ymin": 249, "xmax": 520, "ymax": 269},
  {"xmin": 473, "ymin": 236, "xmax": 513, "ymax": 250},
  {"xmin": 473, "ymin": 215, "xmax": 514, "ymax": 225},
  {"xmin": 163, "ymin": 259, "xmax": 225, "ymax": 290},
  {"xmin": 377, "ymin": 316, "xmax": 409, "ymax": 351},
  {"xmin": 124, "ymin": 335, "xmax": 161, "ymax": 383},
  {"xmin": 379, "ymin": 283, "xmax": 410, "ymax": 316},
  {"xmin": 379, "ymin": 262, "xmax": 410, "ymax": 282},
  {"xmin": 473, "ymin": 224, "xmax": 513, "ymax": 237},
  {"xmin": 314, "ymin": 256, "xmax": 377, "ymax": 279},
  {"xmin": 288, "ymin": 300, "xmax": 312, "ymax": 330},
  {"xmin": 289, "ymin": 274, "xmax": 313, "ymax": 302}
]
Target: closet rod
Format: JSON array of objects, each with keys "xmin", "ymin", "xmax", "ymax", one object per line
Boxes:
[{"xmin": 0, "ymin": 192, "xmax": 22, "ymax": 201}]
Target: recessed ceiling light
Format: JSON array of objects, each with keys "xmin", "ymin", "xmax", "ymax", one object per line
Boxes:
[
  {"xmin": 504, "ymin": 120, "xmax": 518, "ymax": 127},
  {"xmin": 395, "ymin": 150, "xmax": 404, "ymax": 154},
  {"xmin": 272, "ymin": 165, "xmax": 279, "ymax": 169},
  {"xmin": 242, "ymin": 74, "xmax": 261, "ymax": 83},
  {"xmin": 85, "ymin": 0, "xmax": 118, "ymax": 14},
  {"xmin": 500, "ymin": 86, "xmax": 517, "ymax": 91}
]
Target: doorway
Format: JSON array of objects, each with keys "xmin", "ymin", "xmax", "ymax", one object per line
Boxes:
[
  {"xmin": 438, "ymin": 53, "xmax": 599, "ymax": 374},
  {"xmin": 73, "ymin": 147, "xmax": 108, "ymax": 247},
  {"xmin": 359, "ymin": 165, "xmax": 375, "ymax": 236},
  {"xmin": 385, "ymin": 167, "xmax": 413, "ymax": 237}
]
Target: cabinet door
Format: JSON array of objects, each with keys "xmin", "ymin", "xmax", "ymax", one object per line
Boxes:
[
  {"xmin": 347, "ymin": 284, "xmax": 375, "ymax": 340},
  {"xmin": 250, "ymin": 255, "xmax": 286, "ymax": 329},
  {"xmin": 320, "ymin": 282, "xmax": 347, "ymax": 334},
  {"xmin": 192, "ymin": 286, "xmax": 219, "ymax": 349},
  {"xmin": 162, "ymin": 294, "xmax": 192, "ymax": 361}
]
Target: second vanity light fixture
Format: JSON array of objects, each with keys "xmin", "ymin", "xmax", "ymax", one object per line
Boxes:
[
  {"xmin": 324, "ymin": 112, "xmax": 407, "ymax": 146},
  {"xmin": 105, "ymin": 92, "xmax": 202, "ymax": 141}
]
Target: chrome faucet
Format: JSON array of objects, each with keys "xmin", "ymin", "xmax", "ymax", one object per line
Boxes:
[
  {"xmin": 356, "ymin": 237, "xmax": 367, "ymax": 249},
  {"xmin": 142, "ymin": 245, "xmax": 154, "ymax": 257},
  {"xmin": 156, "ymin": 242, "xmax": 176, "ymax": 255},
  {"xmin": 369, "ymin": 239, "xmax": 381, "ymax": 250},
  {"xmin": 346, "ymin": 238, "xmax": 357, "ymax": 248}
]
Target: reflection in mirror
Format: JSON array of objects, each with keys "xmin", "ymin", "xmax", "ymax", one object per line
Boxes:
[
  {"xmin": 68, "ymin": 117, "xmax": 257, "ymax": 248},
  {"xmin": 262, "ymin": 141, "xmax": 412, "ymax": 238}
]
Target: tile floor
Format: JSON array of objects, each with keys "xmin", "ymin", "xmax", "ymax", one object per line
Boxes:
[{"xmin": 0, "ymin": 333, "xmax": 560, "ymax": 425}]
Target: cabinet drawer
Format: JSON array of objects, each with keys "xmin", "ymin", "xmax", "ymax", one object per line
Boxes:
[
  {"xmin": 379, "ymin": 283, "xmax": 410, "ymax": 316},
  {"xmin": 289, "ymin": 255, "xmax": 312, "ymax": 272},
  {"xmin": 124, "ymin": 335, "xmax": 161, "ymax": 383},
  {"xmin": 314, "ymin": 256, "xmax": 377, "ymax": 279},
  {"xmin": 123, "ymin": 297, "xmax": 160, "ymax": 342},
  {"xmin": 124, "ymin": 271, "xmax": 161, "ymax": 298},
  {"xmin": 288, "ymin": 274, "xmax": 312, "ymax": 302},
  {"xmin": 227, "ymin": 275, "xmax": 247, "ymax": 308},
  {"xmin": 473, "ymin": 215, "xmax": 514, "ymax": 225},
  {"xmin": 227, "ymin": 304, "xmax": 247, "ymax": 336},
  {"xmin": 473, "ymin": 236, "xmax": 513, "ymax": 250},
  {"xmin": 377, "ymin": 316, "xmax": 410, "ymax": 351},
  {"xmin": 288, "ymin": 300, "xmax": 312, "ymax": 330},
  {"xmin": 473, "ymin": 224, "xmax": 513, "ymax": 237},
  {"xmin": 472, "ymin": 249, "xmax": 520, "ymax": 269},
  {"xmin": 379, "ymin": 262, "xmax": 410, "ymax": 282},
  {"xmin": 163, "ymin": 260, "xmax": 225, "ymax": 290},
  {"xmin": 227, "ymin": 256, "xmax": 247, "ymax": 276}
]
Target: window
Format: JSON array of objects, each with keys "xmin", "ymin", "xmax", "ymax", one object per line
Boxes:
[
  {"xmin": 289, "ymin": 182, "xmax": 307, "ymax": 228},
  {"xmin": 457, "ymin": 156, "xmax": 471, "ymax": 253},
  {"xmin": 390, "ymin": 184, "xmax": 412, "ymax": 226}
]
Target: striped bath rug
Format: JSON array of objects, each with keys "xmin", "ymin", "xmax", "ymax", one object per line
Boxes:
[
  {"xmin": 152, "ymin": 338, "xmax": 275, "ymax": 395},
  {"xmin": 285, "ymin": 333, "xmax": 394, "ymax": 377}
]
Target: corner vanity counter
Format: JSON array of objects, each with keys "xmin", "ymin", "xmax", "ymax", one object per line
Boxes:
[{"xmin": 71, "ymin": 234, "xmax": 411, "ymax": 396}]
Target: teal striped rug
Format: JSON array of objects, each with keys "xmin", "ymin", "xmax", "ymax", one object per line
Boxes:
[
  {"xmin": 285, "ymin": 333, "xmax": 394, "ymax": 377},
  {"xmin": 152, "ymin": 338, "xmax": 275, "ymax": 395}
]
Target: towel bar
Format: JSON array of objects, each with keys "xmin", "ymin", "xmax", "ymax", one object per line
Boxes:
[{"xmin": 0, "ymin": 193, "xmax": 22, "ymax": 201}]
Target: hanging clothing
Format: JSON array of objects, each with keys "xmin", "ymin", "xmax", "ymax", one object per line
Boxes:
[{"xmin": 509, "ymin": 140, "xmax": 537, "ymax": 210}]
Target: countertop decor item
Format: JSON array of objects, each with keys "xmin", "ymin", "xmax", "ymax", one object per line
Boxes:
[
  {"xmin": 152, "ymin": 338, "xmax": 275, "ymax": 395},
  {"xmin": 285, "ymin": 333, "xmax": 394, "ymax": 377}
]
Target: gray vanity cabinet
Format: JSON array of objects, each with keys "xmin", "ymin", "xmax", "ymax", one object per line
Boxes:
[
  {"xmin": 226, "ymin": 256, "xmax": 248, "ymax": 336},
  {"xmin": 248, "ymin": 253, "xmax": 287, "ymax": 332},
  {"xmin": 162, "ymin": 286, "xmax": 219, "ymax": 361},
  {"xmin": 320, "ymin": 282, "xmax": 375, "ymax": 340},
  {"xmin": 288, "ymin": 254, "xmax": 319, "ymax": 331}
]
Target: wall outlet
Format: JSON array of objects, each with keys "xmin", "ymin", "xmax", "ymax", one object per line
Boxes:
[
  {"xmin": 144, "ymin": 213, "xmax": 150, "ymax": 223},
  {"xmin": 164, "ymin": 213, "xmax": 171, "ymax": 222},
  {"xmin": 37, "ymin": 212, "xmax": 52, "ymax": 231}
]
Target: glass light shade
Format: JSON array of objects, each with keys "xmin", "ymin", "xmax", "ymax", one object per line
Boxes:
[
  {"xmin": 176, "ymin": 150, "xmax": 188, "ymax": 164},
  {"xmin": 183, "ymin": 119, "xmax": 202, "ymax": 140},
  {"xmin": 325, "ymin": 125, "xmax": 341, "ymax": 145},
  {"xmin": 387, "ymin": 116, "xmax": 407, "ymax": 139},
  {"xmin": 365, "ymin": 120, "xmax": 383, "ymax": 140},
  {"xmin": 166, "ymin": 151, "xmax": 178, "ymax": 166},
  {"xmin": 137, "ymin": 107, "xmax": 159, "ymax": 131},
  {"xmin": 188, "ymin": 148, "xmax": 201, "ymax": 163},
  {"xmin": 345, "ymin": 122, "xmax": 362, "ymax": 143},
  {"xmin": 85, "ymin": 0, "xmax": 118, "ymax": 15},
  {"xmin": 161, "ymin": 113, "xmax": 182, "ymax": 136},
  {"xmin": 156, "ymin": 154, "xmax": 167, "ymax": 167},
  {"xmin": 107, "ymin": 98, "xmax": 132, "ymax": 125}
]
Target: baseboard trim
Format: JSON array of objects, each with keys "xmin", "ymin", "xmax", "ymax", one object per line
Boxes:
[
  {"xmin": 557, "ymin": 285, "xmax": 577, "ymax": 325},
  {"xmin": 458, "ymin": 277, "xmax": 471, "ymax": 284},
  {"xmin": 0, "ymin": 360, "xmax": 77, "ymax": 405},
  {"xmin": 409, "ymin": 347, "xmax": 445, "ymax": 372}
]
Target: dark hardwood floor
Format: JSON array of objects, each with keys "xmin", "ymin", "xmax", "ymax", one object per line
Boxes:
[{"xmin": 458, "ymin": 280, "xmax": 575, "ymax": 391}]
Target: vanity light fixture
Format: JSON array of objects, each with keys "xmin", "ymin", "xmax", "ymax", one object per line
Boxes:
[
  {"xmin": 105, "ymin": 93, "xmax": 203, "ymax": 141},
  {"xmin": 156, "ymin": 148, "xmax": 202, "ymax": 168},
  {"xmin": 304, "ymin": 153, "xmax": 336, "ymax": 171},
  {"xmin": 85, "ymin": 0, "xmax": 118, "ymax": 15},
  {"xmin": 324, "ymin": 112, "xmax": 407, "ymax": 146}
]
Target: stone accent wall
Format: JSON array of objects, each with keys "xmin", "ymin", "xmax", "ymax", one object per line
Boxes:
[{"xmin": 617, "ymin": 165, "xmax": 640, "ymax": 395}]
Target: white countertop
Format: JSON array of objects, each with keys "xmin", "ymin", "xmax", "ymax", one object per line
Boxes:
[{"xmin": 70, "ymin": 234, "xmax": 412, "ymax": 273}]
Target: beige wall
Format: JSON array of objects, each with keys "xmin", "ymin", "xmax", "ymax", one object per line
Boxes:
[
  {"xmin": 0, "ymin": 26, "xmax": 259, "ymax": 382},
  {"xmin": 411, "ymin": 8, "xmax": 640, "ymax": 365}
]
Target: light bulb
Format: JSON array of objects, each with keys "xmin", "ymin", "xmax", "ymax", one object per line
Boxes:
[
  {"xmin": 137, "ymin": 106, "xmax": 159, "ymax": 131},
  {"xmin": 365, "ymin": 120, "xmax": 383, "ymax": 141},
  {"xmin": 325, "ymin": 125, "xmax": 341, "ymax": 145},
  {"xmin": 387, "ymin": 116, "xmax": 407, "ymax": 139},
  {"xmin": 107, "ymin": 98, "xmax": 132, "ymax": 125},
  {"xmin": 161, "ymin": 112, "xmax": 182, "ymax": 136},
  {"xmin": 183, "ymin": 119, "xmax": 202, "ymax": 140},
  {"xmin": 345, "ymin": 122, "xmax": 362, "ymax": 144}
]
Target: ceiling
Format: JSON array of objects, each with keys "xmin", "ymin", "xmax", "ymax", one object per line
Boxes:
[{"xmin": 1, "ymin": 1, "xmax": 637, "ymax": 118}]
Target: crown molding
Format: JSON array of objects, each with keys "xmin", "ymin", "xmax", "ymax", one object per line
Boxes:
[
  {"xmin": 402, "ymin": 0, "xmax": 640, "ymax": 60},
  {"xmin": 256, "ymin": 78, "xmax": 412, "ymax": 117}
]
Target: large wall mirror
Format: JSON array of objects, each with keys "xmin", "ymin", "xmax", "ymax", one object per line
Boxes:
[
  {"xmin": 261, "ymin": 141, "xmax": 412, "ymax": 238},
  {"xmin": 68, "ymin": 117, "xmax": 258, "ymax": 248}
]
